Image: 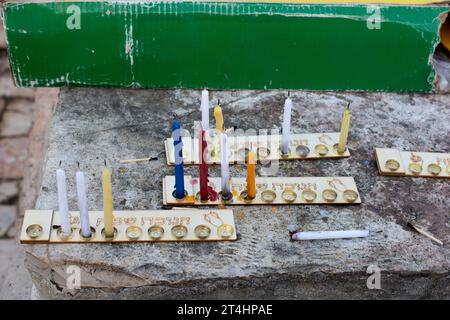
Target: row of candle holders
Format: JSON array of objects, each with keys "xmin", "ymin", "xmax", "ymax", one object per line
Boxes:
[
  {"xmin": 171, "ymin": 138, "xmax": 349, "ymax": 164},
  {"xmin": 25, "ymin": 223, "xmax": 235, "ymax": 241},
  {"xmin": 236, "ymin": 144, "xmax": 344, "ymax": 159},
  {"xmin": 191, "ymin": 188, "xmax": 359, "ymax": 203}
]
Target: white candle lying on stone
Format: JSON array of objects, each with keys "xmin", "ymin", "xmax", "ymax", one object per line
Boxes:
[
  {"xmin": 220, "ymin": 133, "xmax": 231, "ymax": 196},
  {"xmin": 56, "ymin": 167, "xmax": 71, "ymax": 235},
  {"xmin": 292, "ymin": 229, "xmax": 369, "ymax": 241},
  {"xmin": 76, "ymin": 169, "xmax": 91, "ymax": 238},
  {"xmin": 281, "ymin": 96, "xmax": 292, "ymax": 155},
  {"xmin": 201, "ymin": 89, "xmax": 209, "ymax": 131}
]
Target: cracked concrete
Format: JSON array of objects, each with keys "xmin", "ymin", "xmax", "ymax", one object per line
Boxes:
[{"xmin": 25, "ymin": 88, "xmax": 450, "ymax": 299}]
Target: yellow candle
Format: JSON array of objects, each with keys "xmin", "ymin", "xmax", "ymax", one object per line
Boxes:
[
  {"xmin": 102, "ymin": 165, "xmax": 114, "ymax": 237},
  {"xmin": 337, "ymin": 103, "xmax": 351, "ymax": 154},
  {"xmin": 246, "ymin": 151, "xmax": 256, "ymax": 199},
  {"xmin": 214, "ymin": 104, "xmax": 224, "ymax": 132}
]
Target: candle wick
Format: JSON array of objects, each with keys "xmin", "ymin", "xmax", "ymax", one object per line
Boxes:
[
  {"xmin": 347, "ymin": 102, "xmax": 351, "ymax": 109},
  {"xmin": 217, "ymin": 99, "xmax": 220, "ymax": 105},
  {"xmin": 104, "ymin": 159, "xmax": 107, "ymax": 167},
  {"xmin": 59, "ymin": 160, "xmax": 62, "ymax": 168},
  {"xmin": 287, "ymin": 91, "xmax": 290, "ymax": 97},
  {"xmin": 77, "ymin": 161, "xmax": 80, "ymax": 169}
]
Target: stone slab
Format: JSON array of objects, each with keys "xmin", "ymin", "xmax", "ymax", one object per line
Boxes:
[{"xmin": 26, "ymin": 88, "xmax": 450, "ymax": 299}]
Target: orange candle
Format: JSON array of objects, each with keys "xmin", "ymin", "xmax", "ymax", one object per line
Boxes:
[{"xmin": 246, "ymin": 151, "xmax": 256, "ymax": 199}]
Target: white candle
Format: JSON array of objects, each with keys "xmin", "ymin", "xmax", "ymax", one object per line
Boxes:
[
  {"xmin": 220, "ymin": 133, "xmax": 231, "ymax": 196},
  {"xmin": 281, "ymin": 97, "xmax": 292, "ymax": 155},
  {"xmin": 56, "ymin": 168, "xmax": 71, "ymax": 235},
  {"xmin": 76, "ymin": 170, "xmax": 91, "ymax": 238},
  {"xmin": 292, "ymin": 229, "xmax": 369, "ymax": 241},
  {"xmin": 201, "ymin": 89, "xmax": 209, "ymax": 131}
]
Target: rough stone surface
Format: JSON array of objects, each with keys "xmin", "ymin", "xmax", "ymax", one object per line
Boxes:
[
  {"xmin": 0, "ymin": 137, "xmax": 28, "ymax": 179},
  {"xmin": 27, "ymin": 88, "xmax": 450, "ymax": 299},
  {"xmin": 0, "ymin": 240, "xmax": 32, "ymax": 300},
  {"xmin": 0, "ymin": 205, "xmax": 16, "ymax": 237}
]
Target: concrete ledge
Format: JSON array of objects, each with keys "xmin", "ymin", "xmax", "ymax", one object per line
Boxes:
[{"xmin": 25, "ymin": 89, "xmax": 450, "ymax": 299}]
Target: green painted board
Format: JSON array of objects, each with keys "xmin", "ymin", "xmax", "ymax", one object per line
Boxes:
[{"xmin": 2, "ymin": 1, "xmax": 448, "ymax": 92}]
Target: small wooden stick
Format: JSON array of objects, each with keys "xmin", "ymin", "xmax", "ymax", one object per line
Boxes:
[
  {"xmin": 120, "ymin": 157, "xmax": 157, "ymax": 164},
  {"xmin": 408, "ymin": 222, "xmax": 444, "ymax": 246}
]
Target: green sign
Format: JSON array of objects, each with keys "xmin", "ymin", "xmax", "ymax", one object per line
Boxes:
[{"xmin": 3, "ymin": 1, "xmax": 446, "ymax": 92}]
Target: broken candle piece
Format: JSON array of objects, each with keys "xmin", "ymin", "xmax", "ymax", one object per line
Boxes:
[{"xmin": 292, "ymin": 229, "xmax": 369, "ymax": 241}]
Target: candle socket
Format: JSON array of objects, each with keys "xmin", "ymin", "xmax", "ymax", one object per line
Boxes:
[
  {"xmin": 220, "ymin": 191, "xmax": 233, "ymax": 202},
  {"xmin": 335, "ymin": 143, "xmax": 347, "ymax": 154},
  {"xmin": 240, "ymin": 190, "xmax": 255, "ymax": 202},
  {"xmin": 172, "ymin": 190, "xmax": 187, "ymax": 200},
  {"xmin": 79, "ymin": 227, "xmax": 95, "ymax": 240},
  {"xmin": 26, "ymin": 224, "xmax": 43, "ymax": 239},
  {"xmin": 56, "ymin": 227, "xmax": 73, "ymax": 240},
  {"xmin": 280, "ymin": 148, "xmax": 290, "ymax": 158},
  {"xmin": 101, "ymin": 227, "xmax": 118, "ymax": 241},
  {"xmin": 196, "ymin": 191, "xmax": 210, "ymax": 203}
]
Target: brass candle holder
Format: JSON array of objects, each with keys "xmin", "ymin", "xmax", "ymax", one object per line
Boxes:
[
  {"xmin": 164, "ymin": 132, "xmax": 350, "ymax": 165},
  {"xmin": 20, "ymin": 209, "xmax": 237, "ymax": 243},
  {"xmin": 375, "ymin": 148, "xmax": 450, "ymax": 179},
  {"xmin": 163, "ymin": 176, "xmax": 361, "ymax": 206}
]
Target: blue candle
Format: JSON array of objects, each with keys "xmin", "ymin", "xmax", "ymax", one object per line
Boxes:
[{"xmin": 172, "ymin": 120, "xmax": 185, "ymax": 199}]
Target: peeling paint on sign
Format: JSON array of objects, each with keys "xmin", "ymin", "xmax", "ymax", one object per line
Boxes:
[{"xmin": 2, "ymin": 1, "xmax": 449, "ymax": 92}]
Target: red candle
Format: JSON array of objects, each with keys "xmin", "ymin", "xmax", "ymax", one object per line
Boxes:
[{"xmin": 199, "ymin": 129, "xmax": 209, "ymax": 201}]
